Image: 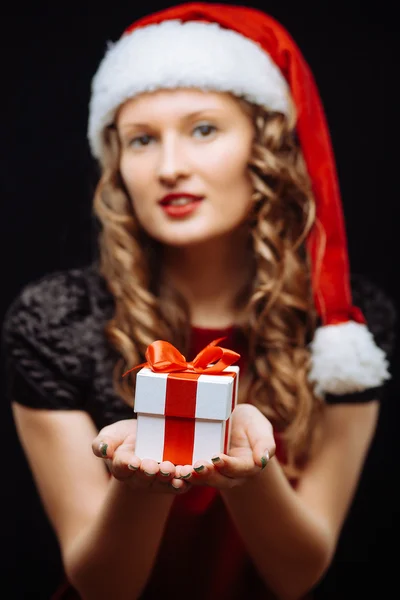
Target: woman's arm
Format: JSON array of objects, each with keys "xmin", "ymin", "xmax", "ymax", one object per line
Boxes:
[
  {"xmin": 220, "ymin": 402, "xmax": 379, "ymax": 600},
  {"xmin": 12, "ymin": 405, "xmax": 175, "ymax": 600}
]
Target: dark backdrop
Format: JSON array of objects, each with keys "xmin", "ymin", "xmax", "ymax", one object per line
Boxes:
[{"xmin": 1, "ymin": 2, "xmax": 398, "ymax": 598}]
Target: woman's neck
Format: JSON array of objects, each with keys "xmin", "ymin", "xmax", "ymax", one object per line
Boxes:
[{"xmin": 162, "ymin": 230, "xmax": 254, "ymax": 328}]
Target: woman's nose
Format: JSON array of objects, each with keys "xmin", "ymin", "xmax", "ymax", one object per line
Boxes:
[{"xmin": 157, "ymin": 137, "xmax": 189, "ymax": 186}]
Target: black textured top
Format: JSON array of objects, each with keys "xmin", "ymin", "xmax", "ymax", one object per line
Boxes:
[{"xmin": 1, "ymin": 263, "xmax": 397, "ymax": 431}]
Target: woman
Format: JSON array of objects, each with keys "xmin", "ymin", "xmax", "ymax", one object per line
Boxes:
[{"xmin": 2, "ymin": 3, "xmax": 396, "ymax": 599}]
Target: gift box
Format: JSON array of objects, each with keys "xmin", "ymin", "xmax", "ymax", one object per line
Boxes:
[{"xmin": 125, "ymin": 339, "xmax": 240, "ymax": 465}]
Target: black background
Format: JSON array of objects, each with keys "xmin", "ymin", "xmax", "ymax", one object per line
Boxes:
[{"xmin": 0, "ymin": 1, "xmax": 398, "ymax": 598}]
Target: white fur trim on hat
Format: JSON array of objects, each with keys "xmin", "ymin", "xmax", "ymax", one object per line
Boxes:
[
  {"xmin": 88, "ymin": 19, "xmax": 289, "ymax": 161},
  {"xmin": 308, "ymin": 321, "xmax": 391, "ymax": 397}
]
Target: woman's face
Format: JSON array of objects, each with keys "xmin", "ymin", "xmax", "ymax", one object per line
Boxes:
[{"xmin": 116, "ymin": 89, "xmax": 254, "ymax": 247}]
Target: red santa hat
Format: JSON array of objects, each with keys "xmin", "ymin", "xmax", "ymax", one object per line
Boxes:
[{"xmin": 88, "ymin": 2, "xmax": 389, "ymax": 396}]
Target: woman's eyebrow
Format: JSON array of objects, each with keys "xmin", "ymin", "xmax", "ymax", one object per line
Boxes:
[
  {"xmin": 183, "ymin": 109, "xmax": 221, "ymax": 120},
  {"xmin": 118, "ymin": 109, "xmax": 222, "ymax": 130},
  {"xmin": 118, "ymin": 122, "xmax": 150, "ymax": 131},
  {"xmin": 176, "ymin": 109, "xmax": 224, "ymax": 126}
]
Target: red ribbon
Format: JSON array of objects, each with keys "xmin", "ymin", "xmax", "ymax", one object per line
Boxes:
[{"xmin": 123, "ymin": 337, "xmax": 240, "ymax": 377}]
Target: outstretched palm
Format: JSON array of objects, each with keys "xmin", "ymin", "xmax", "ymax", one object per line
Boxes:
[{"xmin": 174, "ymin": 403, "xmax": 275, "ymax": 488}]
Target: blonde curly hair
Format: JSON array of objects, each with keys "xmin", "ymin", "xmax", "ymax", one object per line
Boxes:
[{"xmin": 93, "ymin": 96, "xmax": 323, "ymax": 477}]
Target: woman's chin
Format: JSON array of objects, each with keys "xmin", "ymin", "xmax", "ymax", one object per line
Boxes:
[
  {"xmin": 148, "ymin": 223, "xmax": 247, "ymax": 250},
  {"xmin": 149, "ymin": 225, "xmax": 220, "ymax": 248},
  {"xmin": 159, "ymin": 233, "xmax": 214, "ymax": 248}
]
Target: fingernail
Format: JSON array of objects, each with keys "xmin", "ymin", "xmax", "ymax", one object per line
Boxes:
[
  {"xmin": 160, "ymin": 470, "xmax": 170, "ymax": 477},
  {"xmin": 99, "ymin": 442, "xmax": 108, "ymax": 457},
  {"xmin": 181, "ymin": 472, "xmax": 192, "ymax": 479},
  {"xmin": 144, "ymin": 471, "xmax": 155, "ymax": 477},
  {"xmin": 171, "ymin": 482, "xmax": 181, "ymax": 490},
  {"xmin": 194, "ymin": 465, "xmax": 205, "ymax": 473},
  {"xmin": 261, "ymin": 449, "xmax": 271, "ymax": 469},
  {"xmin": 211, "ymin": 456, "xmax": 221, "ymax": 463},
  {"xmin": 128, "ymin": 464, "xmax": 139, "ymax": 471}
]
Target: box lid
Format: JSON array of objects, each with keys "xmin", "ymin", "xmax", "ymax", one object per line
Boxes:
[{"xmin": 134, "ymin": 366, "xmax": 239, "ymax": 420}]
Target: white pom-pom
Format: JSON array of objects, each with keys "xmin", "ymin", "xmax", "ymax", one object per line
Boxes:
[{"xmin": 309, "ymin": 322, "xmax": 390, "ymax": 396}]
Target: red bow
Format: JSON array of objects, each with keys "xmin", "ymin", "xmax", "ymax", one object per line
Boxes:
[{"xmin": 123, "ymin": 337, "xmax": 240, "ymax": 377}]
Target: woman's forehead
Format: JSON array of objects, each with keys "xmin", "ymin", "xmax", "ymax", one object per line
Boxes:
[{"xmin": 116, "ymin": 89, "xmax": 243, "ymax": 125}]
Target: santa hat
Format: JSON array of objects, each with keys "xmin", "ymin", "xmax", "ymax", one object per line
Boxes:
[{"xmin": 88, "ymin": 2, "xmax": 389, "ymax": 396}]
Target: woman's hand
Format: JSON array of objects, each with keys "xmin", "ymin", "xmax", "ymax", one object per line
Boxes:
[
  {"xmin": 175, "ymin": 404, "xmax": 276, "ymax": 489},
  {"xmin": 92, "ymin": 418, "xmax": 189, "ymax": 494}
]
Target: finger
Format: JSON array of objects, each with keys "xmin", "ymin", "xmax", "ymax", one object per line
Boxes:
[
  {"xmin": 173, "ymin": 461, "xmax": 209, "ymax": 485},
  {"xmin": 174, "ymin": 464, "xmax": 192, "ymax": 479},
  {"xmin": 188, "ymin": 459, "xmax": 247, "ymax": 489},
  {"xmin": 137, "ymin": 458, "xmax": 160, "ymax": 481},
  {"xmin": 178, "ymin": 464, "xmax": 194, "ymax": 482},
  {"xmin": 174, "ymin": 464, "xmax": 183, "ymax": 479},
  {"xmin": 210, "ymin": 452, "xmax": 256, "ymax": 476},
  {"xmin": 140, "ymin": 458, "xmax": 159, "ymax": 477},
  {"xmin": 111, "ymin": 445, "xmax": 140, "ymax": 481},
  {"xmin": 259, "ymin": 446, "xmax": 275, "ymax": 470},
  {"xmin": 241, "ymin": 419, "xmax": 276, "ymax": 469},
  {"xmin": 190, "ymin": 460, "xmax": 212, "ymax": 482},
  {"xmin": 251, "ymin": 440, "xmax": 276, "ymax": 470},
  {"xmin": 92, "ymin": 419, "xmax": 137, "ymax": 459},
  {"xmin": 156, "ymin": 461, "xmax": 176, "ymax": 482},
  {"xmin": 170, "ymin": 477, "xmax": 190, "ymax": 493}
]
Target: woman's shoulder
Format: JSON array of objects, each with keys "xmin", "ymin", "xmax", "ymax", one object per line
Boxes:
[
  {"xmin": 3, "ymin": 262, "xmax": 112, "ymax": 333},
  {"xmin": 323, "ymin": 273, "xmax": 397, "ymax": 406},
  {"xmin": 350, "ymin": 273, "xmax": 397, "ymax": 358},
  {"xmin": 1, "ymin": 263, "xmax": 114, "ymax": 411}
]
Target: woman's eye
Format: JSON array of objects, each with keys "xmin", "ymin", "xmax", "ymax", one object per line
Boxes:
[
  {"xmin": 129, "ymin": 134, "xmax": 153, "ymax": 147},
  {"xmin": 193, "ymin": 124, "xmax": 217, "ymax": 138}
]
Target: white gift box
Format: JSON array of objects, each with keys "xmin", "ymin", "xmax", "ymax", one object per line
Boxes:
[{"xmin": 134, "ymin": 365, "xmax": 239, "ymax": 465}]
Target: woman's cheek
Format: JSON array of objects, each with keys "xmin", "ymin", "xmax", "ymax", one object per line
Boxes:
[{"xmin": 120, "ymin": 155, "xmax": 146, "ymax": 187}]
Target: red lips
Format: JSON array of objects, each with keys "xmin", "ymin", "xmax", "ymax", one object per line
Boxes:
[
  {"xmin": 158, "ymin": 193, "xmax": 204, "ymax": 205},
  {"xmin": 158, "ymin": 193, "xmax": 204, "ymax": 218}
]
